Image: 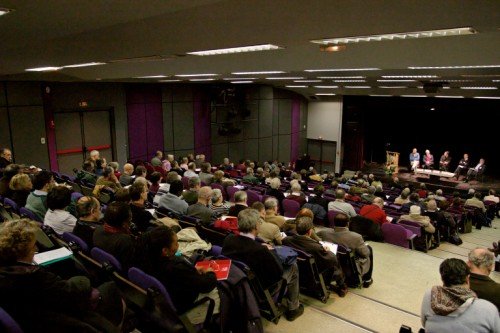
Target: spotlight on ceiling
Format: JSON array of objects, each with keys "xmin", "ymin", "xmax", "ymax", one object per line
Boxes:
[{"xmin": 319, "ymin": 44, "xmax": 346, "ymax": 52}]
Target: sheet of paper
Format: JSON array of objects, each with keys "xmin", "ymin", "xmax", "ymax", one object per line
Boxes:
[
  {"xmin": 319, "ymin": 241, "xmax": 338, "ymax": 255},
  {"xmin": 33, "ymin": 247, "xmax": 73, "ymax": 266}
]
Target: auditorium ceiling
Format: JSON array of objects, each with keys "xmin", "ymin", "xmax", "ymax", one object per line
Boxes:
[{"xmin": 0, "ymin": 0, "xmax": 499, "ymax": 99}]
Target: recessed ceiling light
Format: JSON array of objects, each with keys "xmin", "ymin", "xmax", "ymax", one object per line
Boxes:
[
  {"xmin": 231, "ymin": 71, "xmax": 286, "ymax": 75},
  {"xmin": 344, "ymin": 86, "xmax": 371, "ymax": 89},
  {"xmin": 25, "ymin": 66, "xmax": 62, "ymax": 72},
  {"xmin": 382, "ymin": 75, "xmax": 438, "ymax": 79},
  {"xmin": 135, "ymin": 75, "xmax": 167, "ymax": 79},
  {"xmin": 460, "ymin": 86, "xmax": 498, "ymax": 90},
  {"xmin": 230, "ymin": 81, "xmax": 254, "ymax": 84},
  {"xmin": 410, "ymin": 64, "xmax": 500, "ymax": 70},
  {"xmin": 189, "ymin": 78, "xmax": 215, "ymax": 82},
  {"xmin": 266, "ymin": 77, "xmax": 304, "ymax": 80},
  {"xmin": 223, "ymin": 77, "xmax": 257, "ymax": 80},
  {"xmin": 0, "ymin": 8, "xmax": 13, "ymax": 16},
  {"xmin": 176, "ymin": 73, "xmax": 218, "ymax": 77},
  {"xmin": 314, "ymin": 85, "xmax": 339, "ymax": 89},
  {"xmin": 334, "ymin": 80, "xmax": 366, "ymax": 83},
  {"xmin": 400, "ymin": 95, "xmax": 427, "ymax": 97},
  {"xmin": 286, "ymin": 85, "xmax": 308, "ymax": 88},
  {"xmin": 187, "ymin": 44, "xmax": 282, "ymax": 56},
  {"xmin": 473, "ymin": 96, "xmax": 500, "ymax": 99},
  {"xmin": 311, "ymin": 27, "xmax": 475, "ymax": 45},
  {"xmin": 315, "ymin": 93, "xmax": 336, "ymax": 96},
  {"xmin": 430, "ymin": 107, "xmax": 436, "ymax": 111},
  {"xmin": 158, "ymin": 79, "xmax": 181, "ymax": 82},
  {"xmin": 294, "ymin": 80, "xmax": 322, "ymax": 83},
  {"xmin": 379, "ymin": 86, "xmax": 408, "ymax": 89},
  {"xmin": 305, "ymin": 68, "xmax": 380, "ymax": 72},
  {"xmin": 377, "ymin": 79, "xmax": 416, "ymax": 82},
  {"xmin": 435, "ymin": 95, "xmax": 465, "ymax": 98},
  {"xmin": 318, "ymin": 76, "xmax": 366, "ymax": 79},
  {"xmin": 63, "ymin": 62, "xmax": 106, "ymax": 68}
]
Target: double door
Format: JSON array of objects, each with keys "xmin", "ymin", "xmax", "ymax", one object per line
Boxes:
[{"xmin": 54, "ymin": 109, "xmax": 114, "ymax": 174}]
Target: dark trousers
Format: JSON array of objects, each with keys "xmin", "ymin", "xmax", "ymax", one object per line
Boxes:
[{"xmin": 362, "ymin": 245, "xmax": 374, "ymax": 282}]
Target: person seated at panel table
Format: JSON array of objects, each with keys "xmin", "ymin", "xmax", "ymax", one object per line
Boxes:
[
  {"xmin": 409, "ymin": 148, "xmax": 420, "ymax": 172},
  {"xmin": 464, "ymin": 158, "xmax": 486, "ymax": 183},
  {"xmin": 453, "ymin": 153, "xmax": 470, "ymax": 180},
  {"xmin": 439, "ymin": 151, "xmax": 452, "ymax": 171},
  {"xmin": 422, "ymin": 150, "xmax": 434, "ymax": 170}
]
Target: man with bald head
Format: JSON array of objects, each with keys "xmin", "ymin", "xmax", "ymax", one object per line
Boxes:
[
  {"xmin": 73, "ymin": 196, "xmax": 102, "ymax": 248},
  {"xmin": 120, "ymin": 163, "xmax": 135, "ymax": 186},
  {"xmin": 186, "ymin": 186, "xmax": 216, "ymax": 225},
  {"xmin": 468, "ymin": 247, "xmax": 500, "ymax": 310},
  {"xmin": 359, "ymin": 197, "xmax": 388, "ymax": 226},
  {"xmin": 328, "ymin": 189, "xmax": 357, "ymax": 218}
]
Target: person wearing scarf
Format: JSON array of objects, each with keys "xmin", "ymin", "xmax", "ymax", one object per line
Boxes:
[{"xmin": 421, "ymin": 258, "xmax": 499, "ymax": 333}]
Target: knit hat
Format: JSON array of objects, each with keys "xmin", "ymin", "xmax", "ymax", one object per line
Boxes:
[{"xmin": 410, "ymin": 205, "xmax": 421, "ymax": 215}]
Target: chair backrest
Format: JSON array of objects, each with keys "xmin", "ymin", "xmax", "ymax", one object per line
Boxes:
[
  {"xmin": 0, "ymin": 307, "xmax": 23, "ymax": 333},
  {"xmin": 197, "ymin": 224, "xmax": 230, "ymax": 246},
  {"xmin": 246, "ymin": 190, "xmax": 262, "ymax": 206},
  {"xmin": 381, "ymin": 223, "xmax": 411, "ymax": 248},
  {"xmin": 19, "ymin": 207, "xmax": 42, "ymax": 223},
  {"xmin": 81, "ymin": 186, "xmax": 94, "ymax": 197},
  {"xmin": 282, "ymin": 199, "xmax": 300, "ymax": 218},
  {"xmin": 3, "ymin": 198, "xmax": 19, "ymax": 214},
  {"xmin": 71, "ymin": 192, "xmax": 84, "ymax": 202},
  {"xmin": 90, "ymin": 247, "xmax": 122, "ymax": 271},
  {"xmin": 181, "ymin": 176, "xmax": 190, "ymax": 190},
  {"xmin": 210, "ymin": 245, "xmax": 222, "ymax": 257},
  {"xmin": 128, "ymin": 267, "xmax": 176, "ymax": 310},
  {"xmin": 327, "ymin": 210, "xmax": 340, "ymax": 227},
  {"xmin": 336, "ymin": 244, "xmax": 363, "ymax": 288},
  {"xmin": 398, "ymin": 220, "xmax": 422, "ymax": 237},
  {"xmin": 68, "ymin": 181, "xmax": 82, "ymax": 194},
  {"xmin": 62, "ymin": 232, "xmax": 89, "ymax": 252}
]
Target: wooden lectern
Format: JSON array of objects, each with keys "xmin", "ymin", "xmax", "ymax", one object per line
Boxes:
[{"xmin": 386, "ymin": 151, "xmax": 399, "ymax": 174}]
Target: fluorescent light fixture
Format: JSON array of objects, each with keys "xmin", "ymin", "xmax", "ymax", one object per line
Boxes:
[
  {"xmin": 409, "ymin": 64, "xmax": 500, "ymax": 70},
  {"xmin": 63, "ymin": 62, "xmax": 106, "ymax": 68},
  {"xmin": 286, "ymin": 85, "xmax": 308, "ymax": 88},
  {"xmin": 314, "ymin": 85, "xmax": 339, "ymax": 89},
  {"xmin": 189, "ymin": 78, "xmax": 215, "ymax": 82},
  {"xmin": 442, "ymin": 87, "xmax": 451, "ymax": 89},
  {"xmin": 294, "ymin": 80, "xmax": 322, "ymax": 83},
  {"xmin": 223, "ymin": 77, "xmax": 257, "ymax": 80},
  {"xmin": 231, "ymin": 71, "xmax": 286, "ymax": 75},
  {"xmin": 176, "ymin": 73, "xmax": 219, "ymax": 77},
  {"xmin": 430, "ymin": 79, "xmax": 472, "ymax": 82},
  {"xmin": 318, "ymin": 76, "xmax": 366, "ymax": 79},
  {"xmin": 473, "ymin": 96, "xmax": 500, "ymax": 99},
  {"xmin": 492, "ymin": 80, "xmax": 500, "ymax": 82},
  {"xmin": 159, "ymin": 79, "xmax": 181, "ymax": 82},
  {"xmin": 25, "ymin": 66, "xmax": 62, "ymax": 72},
  {"xmin": 230, "ymin": 81, "xmax": 254, "ymax": 84},
  {"xmin": 377, "ymin": 79, "xmax": 416, "ymax": 82},
  {"xmin": 435, "ymin": 95, "xmax": 465, "ymax": 98},
  {"xmin": 333, "ymin": 80, "xmax": 366, "ymax": 83},
  {"xmin": 265, "ymin": 77, "xmax": 304, "ymax": 80},
  {"xmin": 379, "ymin": 86, "xmax": 408, "ymax": 89},
  {"xmin": 344, "ymin": 86, "xmax": 371, "ymax": 89},
  {"xmin": 460, "ymin": 86, "xmax": 498, "ymax": 90},
  {"xmin": 135, "ymin": 75, "xmax": 167, "ymax": 79},
  {"xmin": 382, "ymin": 75, "xmax": 438, "ymax": 79},
  {"xmin": 315, "ymin": 93, "xmax": 336, "ymax": 96},
  {"xmin": 0, "ymin": 8, "xmax": 13, "ymax": 16},
  {"xmin": 187, "ymin": 44, "xmax": 282, "ymax": 56},
  {"xmin": 305, "ymin": 68, "xmax": 380, "ymax": 72},
  {"xmin": 462, "ymin": 74, "xmax": 500, "ymax": 78},
  {"xmin": 370, "ymin": 94, "xmax": 392, "ymax": 97},
  {"xmin": 400, "ymin": 95, "xmax": 427, "ymax": 97},
  {"xmin": 312, "ymin": 27, "xmax": 475, "ymax": 45}
]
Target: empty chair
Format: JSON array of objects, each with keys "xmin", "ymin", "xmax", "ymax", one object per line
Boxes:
[
  {"xmin": 62, "ymin": 232, "xmax": 89, "ymax": 253},
  {"xmin": 381, "ymin": 223, "xmax": 416, "ymax": 249},
  {"xmin": 90, "ymin": 247, "xmax": 122, "ymax": 271},
  {"xmin": 0, "ymin": 307, "xmax": 23, "ymax": 333},
  {"xmin": 19, "ymin": 207, "xmax": 42, "ymax": 223},
  {"xmin": 282, "ymin": 199, "xmax": 300, "ymax": 218}
]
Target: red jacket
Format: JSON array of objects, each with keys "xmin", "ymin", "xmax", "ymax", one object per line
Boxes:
[{"xmin": 360, "ymin": 204, "xmax": 387, "ymax": 226}]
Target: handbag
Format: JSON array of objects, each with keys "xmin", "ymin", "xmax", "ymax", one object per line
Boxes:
[{"xmin": 448, "ymin": 233, "xmax": 463, "ymax": 245}]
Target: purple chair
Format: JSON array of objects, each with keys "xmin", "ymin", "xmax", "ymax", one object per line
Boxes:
[
  {"xmin": 0, "ymin": 307, "xmax": 23, "ymax": 333},
  {"xmin": 226, "ymin": 186, "xmax": 239, "ymax": 202},
  {"xmin": 91, "ymin": 247, "xmax": 122, "ymax": 271},
  {"xmin": 210, "ymin": 245, "xmax": 222, "ymax": 257},
  {"xmin": 381, "ymin": 223, "xmax": 416, "ymax": 249},
  {"xmin": 210, "ymin": 183, "xmax": 227, "ymax": 200},
  {"xmin": 181, "ymin": 176, "xmax": 190, "ymax": 190},
  {"xmin": 3, "ymin": 198, "xmax": 19, "ymax": 215},
  {"xmin": 19, "ymin": 207, "xmax": 42, "ymax": 223},
  {"xmin": 246, "ymin": 190, "xmax": 262, "ymax": 206},
  {"xmin": 71, "ymin": 192, "xmax": 84, "ymax": 202},
  {"xmin": 62, "ymin": 232, "xmax": 89, "ymax": 252},
  {"xmin": 327, "ymin": 210, "xmax": 340, "ymax": 227},
  {"xmin": 283, "ymin": 199, "xmax": 301, "ymax": 218},
  {"xmin": 398, "ymin": 220, "xmax": 430, "ymax": 251}
]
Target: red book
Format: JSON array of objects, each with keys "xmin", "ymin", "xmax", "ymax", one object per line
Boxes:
[{"xmin": 195, "ymin": 259, "xmax": 232, "ymax": 281}]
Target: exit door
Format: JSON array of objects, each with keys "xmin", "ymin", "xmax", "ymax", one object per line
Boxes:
[{"xmin": 54, "ymin": 108, "xmax": 115, "ymax": 175}]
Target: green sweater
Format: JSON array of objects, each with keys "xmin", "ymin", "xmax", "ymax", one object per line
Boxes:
[{"xmin": 25, "ymin": 191, "xmax": 48, "ymax": 221}]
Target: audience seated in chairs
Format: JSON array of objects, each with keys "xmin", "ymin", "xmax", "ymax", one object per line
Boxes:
[
  {"xmin": 286, "ymin": 181, "xmax": 307, "ymax": 207},
  {"xmin": 283, "ymin": 216, "xmax": 349, "ymax": 297},
  {"xmin": 228, "ymin": 191, "xmax": 249, "ymax": 217},
  {"xmin": 158, "ymin": 179, "xmax": 188, "ymax": 216},
  {"xmin": 181, "ymin": 176, "xmax": 200, "ymax": 206},
  {"xmin": 138, "ymin": 226, "xmax": 220, "ymax": 325},
  {"xmin": 453, "ymin": 153, "xmax": 470, "ymax": 180},
  {"xmin": 328, "ymin": 189, "xmax": 357, "ymax": 218},
  {"xmin": 44, "ymin": 185, "xmax": 77, "ymax": 235},
  {"xmin": 252, "ymin": 202, "xmax": 283, "ymax": 245},
  {"xmin": 317, "ymin": 213, "xmax": 374, "ymax": 288},
  {"xmin": 119, "ymin": 163, "xmax": 135, "ymax": 187},
  {"xmin": 222, "ymin": 209, "xmax": 304, "ymax": 322},
  {"xmin": 73, "ymin": 196, "xmax": 103, "ymax": 249},
  {"xmin": 0, "ymin": 164, "xmax": 22, "ymax": 198},
  {"xmin": 25, "ymin": 170, "xmax": 54, "ymax": 222},
  {"xmin": 0, "ymin": 219, "xmax": 125, "ymax": 332},
  {"xmin": 264, "ymin": 197, "xmax": 287, "ymax": 230},
  {"xmin": 467, "ymin": 247, "xmax": 500, "ymax": 311},
  {"xmin": 394, "ymin": 187, "xmax": 411, "ymax": 205},
  {"xmin": 464, "ymin": 158, "xmax": 486, "ymax": 183},
  {"xmin": 209, "ymin": 188, "xmax": 230, "ymax": 218},
  {"xmin": 186, "ymin": 186, "xmax": 217, "ymax": 226},
  {"xmin": 94, "ymin": 166, "xmax": 121, "ymax": 197},
  {"xmin": 8, "ymin": 173, "xmax": 32, "ymax": 208},
  {"xmin": 421, "ymin": 258, "xmax": 499, "ymax": 332},
  {"xmin": 199, "ymin": 162, "xmax": 214, "ymax": 186},
  {"xmin": 359, "ymin": 197, "xmax": 388, "ymax": 226},
  {"xmin": 400, "ymin": 205, "xmax": 436, "ymax": 234},
  {"xmin": 129, "ymin": 182, "xmax": 157, "ymax": 233}
]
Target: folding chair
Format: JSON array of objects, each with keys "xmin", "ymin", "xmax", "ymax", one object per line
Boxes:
[
  {"xmin": 291, "ymin": 247, "xmax": 330, "ymax": 303},
  {"xmin": 336, "ymin": 244, "xmax": 363, "ymax": 288}
]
